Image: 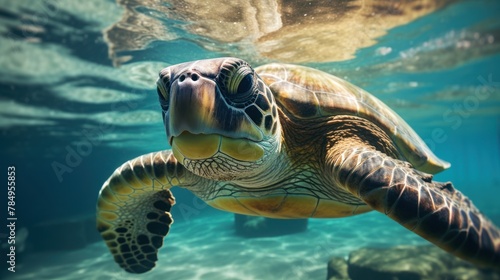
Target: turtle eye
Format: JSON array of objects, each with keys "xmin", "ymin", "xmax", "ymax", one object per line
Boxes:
[
  {"xmin": 227, "ymin": 66, "xmax": 254, "ymax": 96},
  {"xmin": 157, "ymin": 69, "xmax": 171, "ymax": 101},
  {"xmin": 219, "ymin": 60, "xmax": 256, "ymax": 106},
  {"xmin": 236, "ymin": 72, "xmax": 253, "ymax": 94},
  {"xmin": 156, "ymin": 80, "xmax": 169, "ymax": 101}
]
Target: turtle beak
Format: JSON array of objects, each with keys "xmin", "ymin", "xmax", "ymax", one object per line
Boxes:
[{"xmin": 168, "ymin": 71, "xmax": 217, "ymax": 143}]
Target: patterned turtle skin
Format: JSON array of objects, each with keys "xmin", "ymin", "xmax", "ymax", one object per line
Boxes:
[{"xmin": 96, "ymin": 57, "xmax": 500, "ymax": 273}]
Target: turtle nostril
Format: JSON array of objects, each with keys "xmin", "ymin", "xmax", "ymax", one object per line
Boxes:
[{"xmin": 179, "ymin": 73, "xmax": 199, "ymax": 83}]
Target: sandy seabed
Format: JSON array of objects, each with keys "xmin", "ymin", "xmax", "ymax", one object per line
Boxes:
[{"xmin": 7, "ymin": 211, "xmax": 428, "ymax": 280}]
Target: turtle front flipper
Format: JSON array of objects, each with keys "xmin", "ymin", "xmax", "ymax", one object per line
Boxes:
[
  {"xmin": 328, "ymin": 144, "xmax": 500, "ymax": 269},
  {"xmin": 96, "ymin": 150, "xmax": 198, "ymax": 273}
]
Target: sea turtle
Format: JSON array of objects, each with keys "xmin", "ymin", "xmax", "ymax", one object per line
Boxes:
[{"xmin": 96, "ymin": 57, "xmax": 500, "ymax": 273}]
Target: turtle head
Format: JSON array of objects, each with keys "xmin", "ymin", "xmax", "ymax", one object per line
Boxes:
[{"xmin": 156, "ymin": 57, "xmax": 281, "ymax": 181}]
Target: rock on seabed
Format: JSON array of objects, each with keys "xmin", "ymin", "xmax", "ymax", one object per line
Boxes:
[{"xmin": 327, "ymin": 245, "xmax": 500, "ymax": 280}]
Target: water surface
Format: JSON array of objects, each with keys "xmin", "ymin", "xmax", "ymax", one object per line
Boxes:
[{"xmin": 0, "ymin": 0, "xmax": 499, "ymax": 279}]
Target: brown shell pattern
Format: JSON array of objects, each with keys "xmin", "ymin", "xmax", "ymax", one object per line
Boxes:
[{"xmin": 255, "ymin": 63, "xmax": 450, "ymax": 174}]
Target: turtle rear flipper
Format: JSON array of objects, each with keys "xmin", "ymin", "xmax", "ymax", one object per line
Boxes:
[
  {"xmin": 96, "ymin": 151, "xmax": 188, "ymax": 273},
  {"xmin": 329, "ymin": 144, "xmax": 500, "ymax": 269}
]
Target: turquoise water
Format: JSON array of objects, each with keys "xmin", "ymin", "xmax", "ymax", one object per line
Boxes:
[{"xmin": 0, "ymin": 0, "xmax": 499, "ymax": 279}]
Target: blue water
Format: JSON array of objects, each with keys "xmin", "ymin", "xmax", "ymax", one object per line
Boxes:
[{"xmin": 0, "ymin": 0, "xmax": 499, "ymax": 279}]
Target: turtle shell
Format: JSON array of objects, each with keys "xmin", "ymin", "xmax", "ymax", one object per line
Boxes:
[{"xmin": 255, "ymin": 63, "xmax": 450, "ymax": 174}]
